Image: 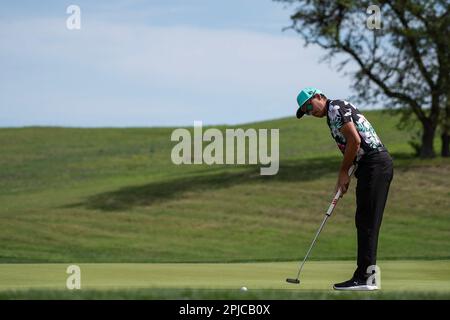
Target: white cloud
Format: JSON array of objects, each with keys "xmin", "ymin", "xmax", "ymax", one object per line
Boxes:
[{"xmin": 0, "ymin": 17, "xmax": 354, "ymax": 126}]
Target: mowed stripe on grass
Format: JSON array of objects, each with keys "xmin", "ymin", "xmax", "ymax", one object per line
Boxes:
[{"xmin": 0, "ymin": 260, "xmax": 449, "ymax": 293}]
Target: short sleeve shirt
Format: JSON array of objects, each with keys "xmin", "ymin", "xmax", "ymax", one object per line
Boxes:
[{"xmin": 326, "ymin": 99, "xmax": 384, "ymax": 160}]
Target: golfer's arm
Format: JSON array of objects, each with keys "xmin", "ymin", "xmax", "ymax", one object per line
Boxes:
[{"xmin": 340, "ymin": 122, "xmax": 361, "ymax": 174}]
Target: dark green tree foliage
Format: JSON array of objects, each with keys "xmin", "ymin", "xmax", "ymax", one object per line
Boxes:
[{"xmin": 276, "ymin": 0, "xmax": 449, "ymax": 157}]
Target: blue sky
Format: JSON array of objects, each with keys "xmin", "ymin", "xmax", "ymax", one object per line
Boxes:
[{"xmin": 0, "ymin": 0, "xmax": 356, "ymax": 127}]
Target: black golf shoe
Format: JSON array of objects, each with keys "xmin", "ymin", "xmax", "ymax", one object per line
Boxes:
[{"xmin": 333, "ymin": 276, "xmax": 379, "ymax": 291}]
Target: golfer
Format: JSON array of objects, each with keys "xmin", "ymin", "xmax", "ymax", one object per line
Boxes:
[{"xmin": 296, "ymin": 87, "xmax": 394, "ymax": 290}]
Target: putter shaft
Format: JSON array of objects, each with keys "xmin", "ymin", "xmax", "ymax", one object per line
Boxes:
[
  {"xmin": 293, "ymin": 213, "xmax": 330, "ymax": 281},
  {"xmin": 287, "ymin": 165, "xmax": 357, "ymax": 284}
]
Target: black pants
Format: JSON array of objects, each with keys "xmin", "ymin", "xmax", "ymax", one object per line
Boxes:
[{"xmin": 353, "ymin": 151, "xmax": 393, "ymax": 278}]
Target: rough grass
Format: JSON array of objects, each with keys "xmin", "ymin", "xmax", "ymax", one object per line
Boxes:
[
  {"xmin": 2, "ymin": 288, "xmax": 449, "ymax": 300},
  {"xmin": 0, "ymin": 111, "xmax": 448, "ymax": 263}
]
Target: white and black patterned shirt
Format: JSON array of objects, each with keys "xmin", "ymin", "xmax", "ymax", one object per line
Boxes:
[{"xmin": 326, "ymin": 99, "xmax": 384, "ymax": 161}]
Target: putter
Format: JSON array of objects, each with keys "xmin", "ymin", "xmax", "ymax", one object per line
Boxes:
[{"xmin": 286, "ymin": 164, "xmax": 357, "ymax": 285}]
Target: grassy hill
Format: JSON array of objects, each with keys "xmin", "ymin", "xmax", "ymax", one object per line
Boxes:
[{"xmin": 0, "ymin": 110, "xmax": 449, "ymax": 263}]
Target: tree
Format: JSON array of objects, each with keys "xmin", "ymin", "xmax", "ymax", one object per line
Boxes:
[
  {"xmin": 441, "ymin": 89, "xmax": 449, "ymax": 156},
  {"xmin": 276, "ymin": 0, "xmax": 449, "ymax": 157}
]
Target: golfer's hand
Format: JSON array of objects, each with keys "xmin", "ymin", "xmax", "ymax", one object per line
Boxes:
[{"xmin": 335, "ymin": 171, "xmax": 350, "ymax": 197}]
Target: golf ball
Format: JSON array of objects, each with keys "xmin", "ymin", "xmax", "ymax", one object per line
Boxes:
[{"xmin": 240, "ymin": 286, "xmax": 248, "ymax": 291}]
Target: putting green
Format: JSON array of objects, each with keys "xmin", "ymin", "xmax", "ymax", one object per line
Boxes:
[{"xmin": 1, "ymin": 260, "xmax": 449, "ymax": 293}]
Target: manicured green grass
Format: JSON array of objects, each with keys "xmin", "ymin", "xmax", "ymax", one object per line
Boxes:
[
  {"xmin": 0, "ymin": 261, "xmax": 448, "ymax": 299},
  {"xmin": 0, "ymin": 111, "xmax": 448, "ymax": 264}
]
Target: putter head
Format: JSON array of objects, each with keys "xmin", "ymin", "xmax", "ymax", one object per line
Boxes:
[{"xmin": 286, "ymin": 278, "xmax": 300, "ymax": 284}]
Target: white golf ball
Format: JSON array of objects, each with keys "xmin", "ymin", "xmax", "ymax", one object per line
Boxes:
[{"xmin": 240, "ymin": 286, "xmax": 248, "ymax": 291}]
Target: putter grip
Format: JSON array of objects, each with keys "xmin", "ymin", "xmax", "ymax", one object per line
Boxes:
[{"xmin": 326, "ymin": 190, "xmax": 341, "ymax": 216}]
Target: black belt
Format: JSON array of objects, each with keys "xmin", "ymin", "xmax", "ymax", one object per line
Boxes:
[{"xmin": 362, "ymin": 146, "xmax": 388, "ymax": 158}]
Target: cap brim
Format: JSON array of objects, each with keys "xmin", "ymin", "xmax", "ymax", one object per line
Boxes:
[{"xmin": 296, "ymin": 108, "xmax": 305, "ymax": 119}]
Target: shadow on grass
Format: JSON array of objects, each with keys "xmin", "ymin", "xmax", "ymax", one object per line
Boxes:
[
  {"xmin": 389, "ymin": 151, "xmax": 450, "ymax": 170},
  {"xmin": 68, "ymin": 156, "xmax": 342, "ymax": 211},
  {"xmin": 68, "ymin": 152, "xmax": 442, "ymax": 212},
  {"xmin": 389, "ymin": 152, "xmax": 415, "ymax": 160}
]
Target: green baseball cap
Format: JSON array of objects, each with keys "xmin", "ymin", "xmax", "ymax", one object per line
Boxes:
[{"xmin": 296, "ymin": 87, "xmax": 323, "ymax": 119}]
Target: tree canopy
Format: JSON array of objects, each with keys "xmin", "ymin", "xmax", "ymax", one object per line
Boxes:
[{"xmin": 276, "ymin": 0, "xmax": 449, "ymax": 157}]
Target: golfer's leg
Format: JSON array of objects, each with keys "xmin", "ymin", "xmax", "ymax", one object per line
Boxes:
[
  {"xmin": 355, "ymin": 164, "xmax": 371, "ymax": 278},
  {"xmin": 366, "ymin": 156, "xmax": 393, "ymax": 267},
  {"xmin": 355, "ymin": 156, "xmax": 393, "ymax": 277}
]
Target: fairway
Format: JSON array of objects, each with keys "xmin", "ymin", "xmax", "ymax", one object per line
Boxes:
[{"xmin": 0, "ymin": 260, "xmax": 449, "ymax": 299}]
